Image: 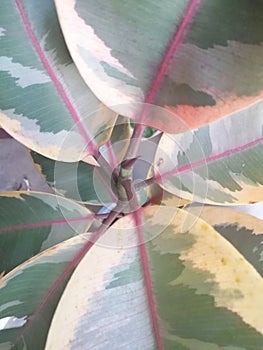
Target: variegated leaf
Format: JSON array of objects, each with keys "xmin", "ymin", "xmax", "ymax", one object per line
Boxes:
[
  {"xmin": 30, "ymin": 117, "xmax": 130, "ymax": 205},
  {"xmin": 99, "ymin": 115, "xmax": 131, "ymax": 168},
  {"xmin": 0, "ymin": 191, "xmax": 94, "ymax": 273},
  {"xmin": 46, "ymin": 207, "xmax": 263, "ymax": 349},
  {"xmin": 198, "ymin": 206, "xmax": 263, "ymax": 277},
  {"xmin": 55, "ymin": 0, "xmax": 263, "ymax": 132},
  {"xmin": 146, "ymin": 183, "xmax": 190, "ymax": 207},
  {"xmin": 154, "ymin": 99, "xmax": 263, "ymax": 204},
  {"xmin": 30, "ymin": 153, "xmax": 118, "ymax": 206},
  {"xmin": 0, "ymin": 235, "xmax": 90, "ymax": 350},
  {"xmin": 0, "ymin": 0, "xmax": 116, "ymax": 162}
]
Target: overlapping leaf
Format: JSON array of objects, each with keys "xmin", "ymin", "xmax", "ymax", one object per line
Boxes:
[
  {"xmin": 198, "ymin": 206, "xmax": 263, "ymax": 277},
  {"xmin": 154, "ymin": 99, "xmax": 263, "ymax": 204},
  {"xmin": 0, "ymin": 0, "xmax": 116, "ymax": 162},
  {"xmin": 30, "ymin": 116, "xmax": 130, "ymax": 205},
  {"xmin": 55, "ymin": 0, "xmax": 263, "ymax": 132},
  {"xmin": 46, "ymin": 207, "xmax": 263, "ymax": 349},
  {"xmin": 0, "ymin": 192, "xmax": 94, "ymax": 273},
  {"xmin": 0, "ymin": 235, "xmax": 90, "ymax": 350}
]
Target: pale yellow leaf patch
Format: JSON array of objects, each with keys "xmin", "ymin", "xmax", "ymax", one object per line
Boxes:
[
  {"xmin": 181, "ymin": 217, "xmax": 263, "ymax": 334},
  {"xmin": 199, "ymin": 206, "xmax": 263, "ymax": 235},
  {"xmin": 0, "ymin": 112, "xmax": 90, "ymax": 162},
  {"xmin": 55, "ymin": 0, "xmax": 144, "ymax": 115},
  {"xmin": 145, "ymin": 207, "xmax": 263, "ymax": 334}
]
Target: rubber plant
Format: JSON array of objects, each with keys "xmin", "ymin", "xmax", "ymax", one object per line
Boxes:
[{"xmin": 0, "ymin": 0, "xmax": 263, "ymax": 349}]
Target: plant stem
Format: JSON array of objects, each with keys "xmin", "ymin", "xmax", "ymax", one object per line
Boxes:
[
  {"xmin": 87, "ymin": 148, "xmax": 119, "ymax": 203},
  {"xmin": 117, "ymin": 177, "xmax": 140, "ymax": 213},
  {"xmin": 91, "ymin": 122, "xmax": 147, "ymax": 218},
  {"xmin": 95, "ymin": 150, "xmax": 119, "ymax": 182},
  {"xmin": 122, "ymin": 123, "xmax": 145, "ymax": 166},
  {"xmin": 115, "ymin": 122, "xmax": 147, "ymax": 213}
]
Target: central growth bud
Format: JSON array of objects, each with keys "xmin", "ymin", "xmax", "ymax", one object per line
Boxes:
[{"xmin": 116, "ymin": 158, "xmax": 140, "ymax": 213}]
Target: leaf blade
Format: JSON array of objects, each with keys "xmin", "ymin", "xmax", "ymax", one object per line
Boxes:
[
  {"xmin": 0, "ymin": 0, "xmax": 116, "ymax": 161},
  {"xmin": 0, "ymin": 235, "xmax": 90, "ymax": 350},
  {"xmin": 46, "ymin": 207, "xmax": 263, "ymax": 349},
  {"xmin": 55, "ymin": 0, "xmax": 263, "ymax": 132},
  {"xmin": 197, "ymin": 206, "xmax": 263, "ymax": 277},
  {"xmin": 0, "ymin": 191, "xmax": 94, "ymax": 272},
  {"xmin": 30, "ymin": 116, "xmax": 131, "ymax": 205},
  {"xmin": 154, "ymin": 99, "xmax": 263, "ymax": 204}
]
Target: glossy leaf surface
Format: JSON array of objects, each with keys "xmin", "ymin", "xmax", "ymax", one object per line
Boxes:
[
  {"xmin": 30, "ymin": 117, "xmax": 130, "ymax": 205},
  {"xmin": 0, "ymin": 0, "xmax": 116, "ymax": 161},
  {"xmin": 0, "ymin": 192, "xmax": 93, "ymax": 273},
  {"xmin": 0, "ymin": 235, "xmax": 89, "ymax": 350},
  {"xmin": 55, "ymin": 0, "xmax": 263, "ymax": 132},
  {"xmin": 46, "ymin": 207, "xmax": 263, "ymax": 349},
  {"xmin": 198, "ymin": 206, "xmax": 263, "ymax": 277},
  {"xmin": 154, "ymin": 99, "xmax": 263, "ymax": 204}
]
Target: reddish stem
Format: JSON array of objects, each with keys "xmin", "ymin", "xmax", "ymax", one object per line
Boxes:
[{"xmin": 122, "ymin": 124, "xmax": 145, "ymax": 166}]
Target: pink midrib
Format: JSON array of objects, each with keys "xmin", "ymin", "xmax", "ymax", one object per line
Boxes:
[
  {"xmin": 14, "ymin": 229, "xmax": 102, "ymax": 347},
  {"xmin": 14, "ymin": 1, "xmax": 200, "ymax": 348},
  {"xmin": 15, "ymin": 0, "xmax": 97, "ymax": 154},
  {"xmin": 0, "ymin": 214, "xmax": 94, "ymax": 234},
  {"xmin": 137, "ymin": 1, "xmax": 201, "ymax": 349},
  {"xmin": 133, "ymin": 210, "xmax": 163, "ymax": 350},
  {"xmin": 145, "ymin": 0, "xmax": 200, "ymax": 106},
  {"xmin": 156, "ymin": 135, "xmax": 263, "ymax": 181}
]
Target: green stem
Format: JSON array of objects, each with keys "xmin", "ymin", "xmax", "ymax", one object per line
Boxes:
[{"xmin": 122, "ymin": 123, "xmax": 145, "ymax": 168}]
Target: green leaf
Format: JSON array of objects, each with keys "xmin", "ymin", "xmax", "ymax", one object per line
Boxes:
[
  {"xmin": 30, "ymin": 153, "xmax": 118, "ymax": 205},
  {"xmin": 100, "ymin": 115, "xmax": 131, "ymax": 167},
  {"xmin": 154, "ymin": 99, "xmax": 263, "ymax": 204},
  {"xmin": 198, "ymin": 206, "xmax": 263, "ymax": 277},
  {"xmin": 0, "ymin": 235, "xmax": 89, "ymax": 350},
  {"xmin": 0, "ymin": 0, "xmax": 116, "ymax": 161},
  {"xmin": 30, "ymin": 116, "xmax": 130, "ymax": 204},
  {"xmin": 0, "ymin": 191, "xmax": 94, "ymax": 273},
  {"xmin": 146, "ymin": 183, "xmax": 190, "ymax": 207},
  {"xmin": 55, "ymin": 0, "xmax": 263, "ymax": 132},
  {"xmin": 45, "ymin": 207, "xmax": 263, "ymax": 349}
]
